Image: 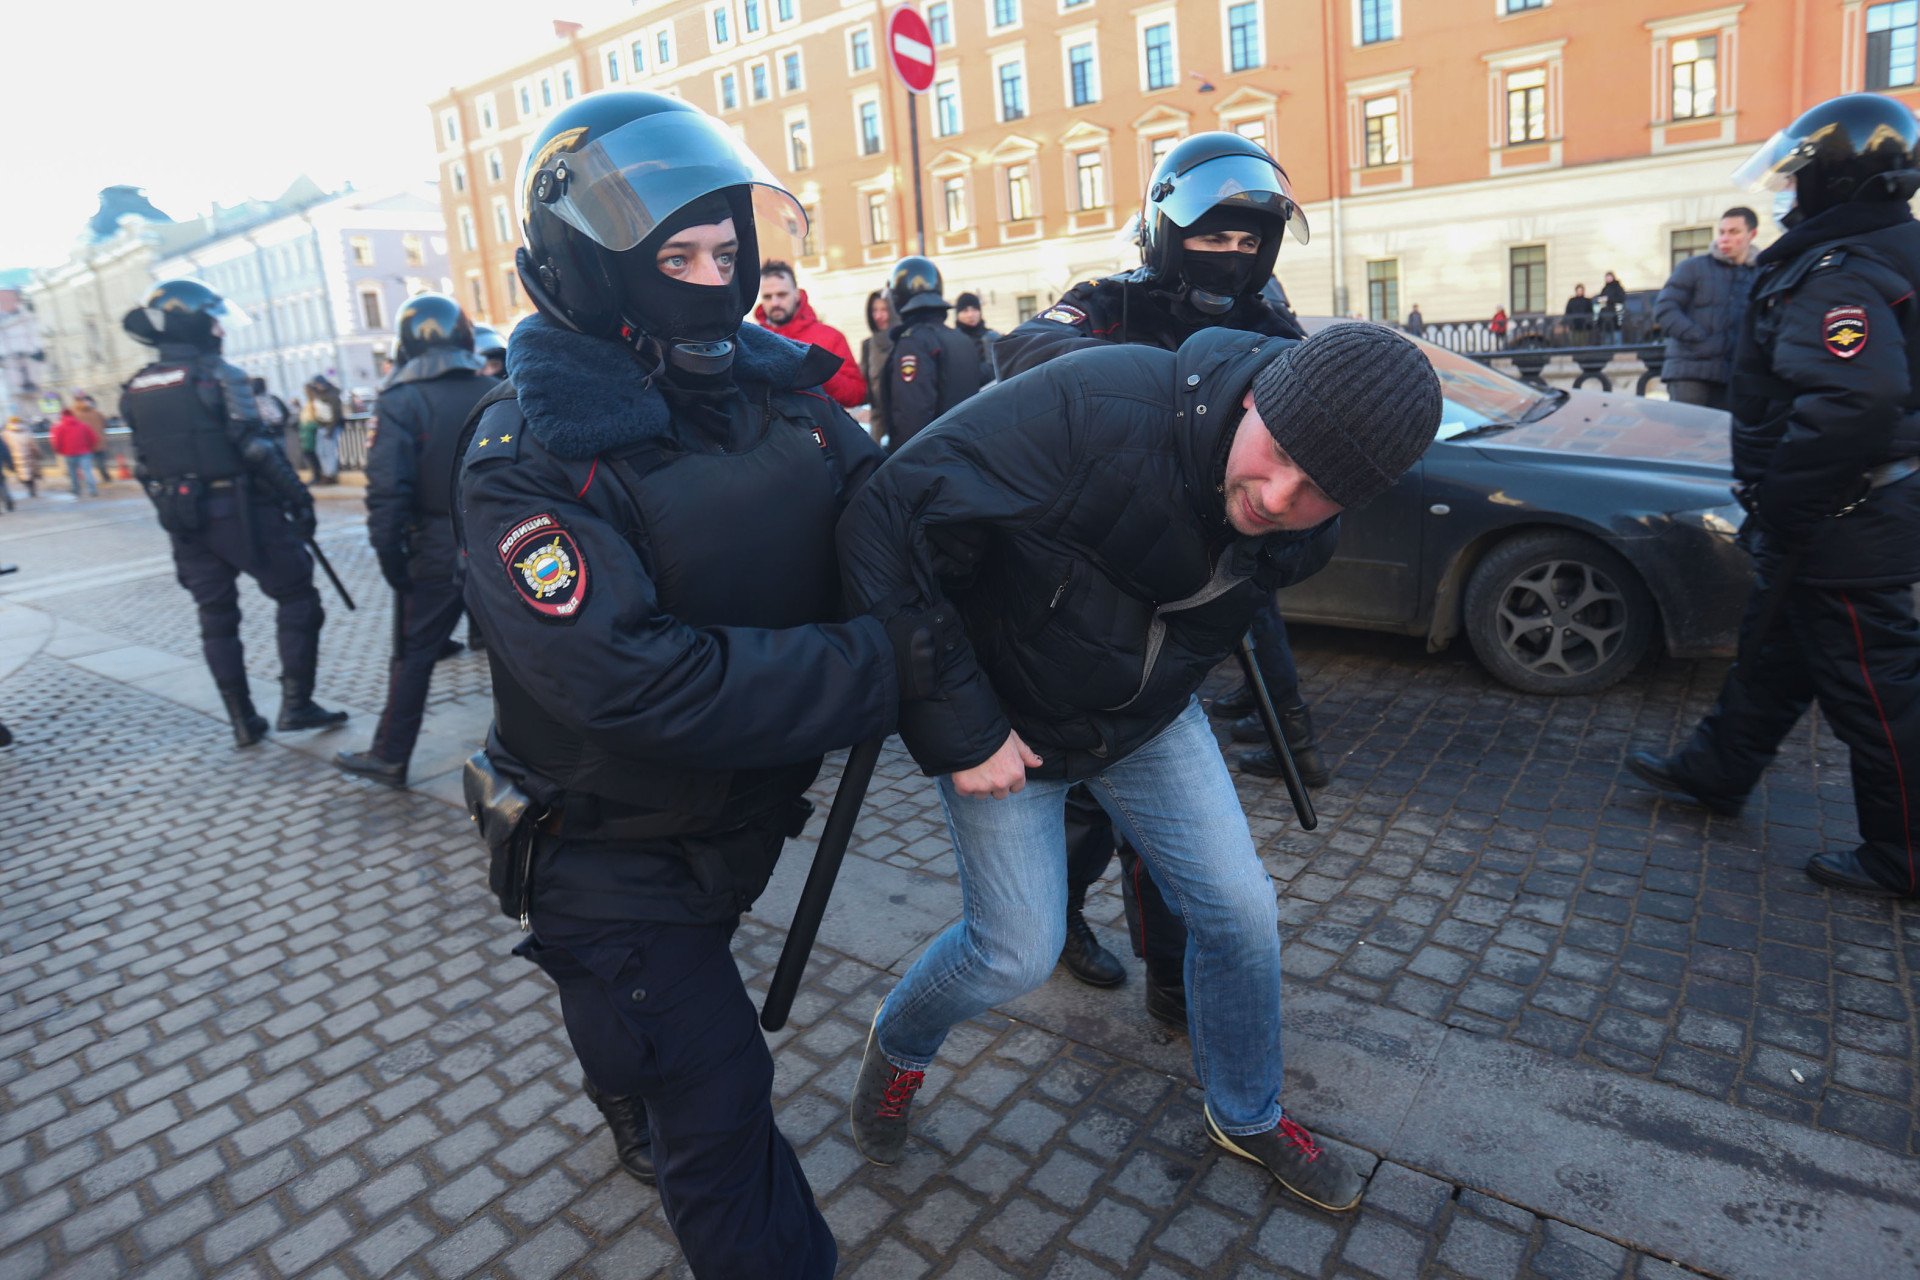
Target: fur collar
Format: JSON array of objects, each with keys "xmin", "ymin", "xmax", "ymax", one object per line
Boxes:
[{"xmin": 504, "ymin": 313, "xmax": 817, "ymax": 460}]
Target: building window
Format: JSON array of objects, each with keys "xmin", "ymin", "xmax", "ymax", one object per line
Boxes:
[
  {"xmin": 935, "ymin": 79, "xmax": 962, "ymax": 135},
  {"xmin": 608, "ymin": 50, "xmax": 622, "ymax": 82},
  {"xmin": 468, "ymin": 273, "xmax": 485, "ymax": 314},
  {"xmin": 1228, "ymin": 2, "xmax": 1260, "ymax": 73},
  {"xmin": 493, "ymin": 199, "xmax": 513, "ymax": 243},
  {"xmin": 441, "ymin": 110, "xmax": 460, "ymax": 144},
  {"xmin": 1144, "ymin": 22, "xmax": 1175, "ymax": 90},
  {"xmin": 991, "ymin": 0, "xmax": 1019, "ymax": 31},
  {"xmin": 866, "ymin": 192, "xmax": 892, "ymax": 245},
  {"xmin": 1670, "ymin": 35, "xmax": 1717, "ymax": 119},
  {"xmin": 402, "ymin": 235, "xmax": 424, "ymax": 267},
  {"xmin": 998, "ymin": 61, "xmax": 1027, "ymax": 120},
  {"xmin": 632, "ymin": 39, "xmax": 648, "ymax": 74},
  {"xmin": 1233, "ymin": 117, "xmax": 1269, "ymax": 150},
  {"xmin": 713, "ymin": 6, "xmax": 731, "ymax": 44},
  {"xmin": 1868, "ymin": 2, "xmax": 1919, "ymax": 89},
  {"xmin": 540, "ymin": 77, "xmax": 554, "ymax": 107},
  {"xmin": 658, "ymin": 30, "xmax": 674, "ymax": 64},
  {"xmin": 1670, "ymin": 226, "xmax": 1712, "ymax": 268},
  {"xmin": 1149, "ymin": 132, "xmax": 1179, "ymax": 173},
  {"xmin": 1017, "ymin": 294, "xmax": 1038, "ymax": 322},
  {"xmin": 518, "ymin": 83, "xmax": 533, "ymax": 116},
  {"xmin": 1510, "ymin": 244, "xmax": 1547, "ymax": 313},
  {"xmin": 782, "ymin": 51, "xmax": 803, "ymax": 91},
  {"xmin": 801, "ymin": 204, "xmax": 819, "ymax": 257},
  {"xmin": 451, "ymin": 161, "xmax": 467, "ymax": 193},
  {"xmin": 350, "ymin": 236, "xmax": 374, "ymax": 266},
  {"xmin": 458, "ymin": 210, "xmax": 477, "ymax": 251},
  {"xmin": 1359, "ymin": 0, "xmax": 1397, "ymax": 44},
  {"xmin": 1069, "ymin": 42, "xmax": 1098, "ymax": 106},
  {"xmin": 777, "ymin": 0, "xmax": 795, "ymax": 20},
  {"xmin": 479, "ymin": 98, "xmax": 497, "ymax": 131},
  {"xmin": 859, "ymin": 99, "xmax": 883, "ymax": 153},
  {"xmin": 503, "ymin": 265, "xmax": 521, "ymax": 310},
  {"xmin": 1506, "ymin": 68, "xmax": 1547, "ymax": 144},
  {"xmin": 744, "ymin": 0, "xmax": 763, "ymax": 34},
  {"xmin": 562, "ymin": 69, "xmax": 577, "ymax": 100},
  {"xmin": 721, "ymin": 71, "xmax": 740, "ymax": 111},
  {"xmin": 751, "ymin": 62, "xmax": 770, "ymax": 100},
  {"xmin": 1075, "ymin": 151, "xmax": 1105, "ymax": 210},
  {"xmin": 851, "ymin": 27, "xmax": 873, "ymax": 71},
  {"xmin": 1363, "ymin": 94, "xmax": 1400, "ymax": 166},
  {"xmin": 788, "ymin": 117, "xmax": 811, "ymax": 169},
  {"xmin": 487, "ymin": 150, "xmax": 505, "ymax": 183},
  {"xmin": 1006, "ymin": 163, "xmax": 1034, "ymax": 220},
  {"xmin": 943, "ymin": 176, "xmax": 968, "ymax": 231},
  {"xmin": 1365, "ymin": 260, "xmax": 1399, "ymax": 323},
  {"xmin": 929, "ymin": 1, "xmax": 952, "ymax": 44},
  {"xmin": 1505, "ymin": 0, "xmax": 1545, "ymax": 10},
  {"xmin": 358, "ymin": 286, "xmax": 385, "ymax": 331}
]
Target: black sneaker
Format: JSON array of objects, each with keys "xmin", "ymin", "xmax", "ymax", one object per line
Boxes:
[
  {"xmin": 849, "ymin": 1010, "xmax": 924, "ymax": 1166},
  {"xmin": 1623, "ymin": 751, "xmax": 1743, "ymax": 817},
  {"xmin": 583, "ymin": 1077, "xmax": 656, "ymax": 1184},
  {"xmin": 1204, "ymin": 1104, "xmax": 1364, "ymax": 1212}
]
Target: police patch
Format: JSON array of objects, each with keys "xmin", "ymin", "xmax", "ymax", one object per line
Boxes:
[
  {"xmin": 899, "ymin": 354, "xmax": 919, "ymax": 383},
  {"xmin": 498, "ymin": 513, "xmax": 588, "ymax": 621},
  {"xmin": 1824, "ymin": 306, "xmax": 1869, "ymax": 359},
  {"xmin": 1040, "ymin": 304, "xmax": 1088, "ymax": 327}
]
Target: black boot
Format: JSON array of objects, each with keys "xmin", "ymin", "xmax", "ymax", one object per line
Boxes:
[
  {"xmin": 276, "ymin": 676, "xmax": 348, "ymax": 732},
  {"xmin": 583, "ymin": 1077, "xmax": 656, "ymax": 1184},
  {"xmin": 1805, "ymin": 847, "xmax": 1911, "ymax": 898},
  {"xmin": 1623, "ymin": 750, "xmax": 1743, "ymax": 817},
  {"xmin": 219, "ymin": 682, "xmax": 269, "ymax": 748},
  {"xmin": 1059, "ymin": 908, "xmax": 1126, "ymax": 988},
  {"xmin": 1144, "ymin": 963, "xmax": 1190, "ymax": 1033},
  {"xmin": 1234, "ymin": 703, "xmax": 1331, "ymax": 787},
  {"xmin": 334, "ymin": 749, "xmax": 408, "ymax": 788},
  {"xmin": 1208, "ymin": 681, "xmax": 1256, "ymax": 719},
  {"xmin": 435, "ymin": 638, "xmax": 464, "ymax": 662}
]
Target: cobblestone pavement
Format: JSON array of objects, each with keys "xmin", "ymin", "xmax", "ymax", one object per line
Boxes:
[{"xmin": 2, "ymin": 491, "xmax": 1917, "ymax": 1278}]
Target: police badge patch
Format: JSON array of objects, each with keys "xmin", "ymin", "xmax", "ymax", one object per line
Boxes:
[
  {"xmin": 1040, "ymin": 303, "xmax": 1087, "ymax": 326},
  {"xmin": 898, "ymin": 354, "xmax": 919, "ymax": 383},
  {"xmin": 1823, "ymin": 306, "xmax": 1869, "ymax": 359},
  {"xmin": 498, "ymin": 513, "xmax": 587, "ymax": 621}
]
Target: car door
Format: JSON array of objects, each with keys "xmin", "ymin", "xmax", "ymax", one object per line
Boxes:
[{"xmin": 1272, "ymin": 459, "xmax": 1426, "ymax": 626}]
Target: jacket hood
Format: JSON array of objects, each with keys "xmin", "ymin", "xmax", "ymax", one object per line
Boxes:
[
  {"xmin": 753, "ymin": 288, "xmax": 819, "ymax": 333},
  {"xmin": 503, "ymin": 311, "xmax": 828, "ymax": 460},
  {"xmin": 382, "ymin": 346, "xmax": 485, "ymax": 390}
]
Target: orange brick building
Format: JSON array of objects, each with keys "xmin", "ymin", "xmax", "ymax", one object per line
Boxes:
[{"xmin": 431, "ymin": 0, "xmax": 1920, "ymax": 339}]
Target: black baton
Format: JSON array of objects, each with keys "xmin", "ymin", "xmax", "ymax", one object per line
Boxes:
[
  {"xmin": 1235, "ymin": 636, "xmax": 1317, "ymax": 831},
  {"xmin": 307, "ymin": 538, "xmax": 356, "ymax": 611},
  {"xmin": 762, "ymin": 736, "xmax": 884, "ymax": 1031}
]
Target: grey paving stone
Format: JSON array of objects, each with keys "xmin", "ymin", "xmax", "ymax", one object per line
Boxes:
[
  {"xmin": 1065, "ymin": 1197, "xmax": 1152, "ymax": 1265},
  {"xmin": 1436, "ymin": 1214, "xmax": 1529, "ymax": 1279}
]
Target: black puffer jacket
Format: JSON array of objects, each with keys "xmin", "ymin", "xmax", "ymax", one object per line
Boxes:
[
  {"xmin": 1656, "ymin": 251, "xmax": 1757, "ymax": 384},
  {"xmin": 838, "ymin": 327, "xmax": 1337, "ymax": 782},
  {"xmin": 367, "ymin": 348, "xmax": 496, "ymax": 555},
  {"xmin": 994, "ymin": 272, "xmax": 1303, "ymax": 381},
  {"xmin": 1731, "ymin": 199, "xmax": 1920, "ymax": 587}
]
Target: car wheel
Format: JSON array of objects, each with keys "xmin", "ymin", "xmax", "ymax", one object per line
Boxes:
[{"xmin": 1462, "ymin": 530, "xmax": 1655, "ymax": 695}]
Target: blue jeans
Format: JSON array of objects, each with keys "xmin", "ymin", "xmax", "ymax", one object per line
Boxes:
[
  {"xmin": 65, "ymin": 456, "xmax": 96, "ymax": 496},
  {"xmin": 876, "ymin": 697, "xmax": 1286, "ymax": 1135}
]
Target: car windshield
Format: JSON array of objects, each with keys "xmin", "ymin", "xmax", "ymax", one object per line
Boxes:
[{"xmin": 1416, "ymin": 340, "xmax": 1554, "ymax": 441}]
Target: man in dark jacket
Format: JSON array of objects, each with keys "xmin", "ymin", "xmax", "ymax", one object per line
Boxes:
[
  {"xmin": 883, "ymin": 255, "xmax": 982, "ymax": 452},
  {"xmin": 118, "ymin": 279, "xmax": 346, "ymax": 746},
  {"xmin": 840, "ymin": 322, "xmax": 1441, "ymax": 1213},
  {"xmin": 1656, "ymin": 208, "xmax": 1760, "ymax": 409},
  {"xmin": 335, "ymin": 294, "xmax": 496, "ymax": 787},
  {"xmin": 1629, "ymin": 93, "xmax": 1920, "ymax": 899},
  {"xmin": 952, "ymin": 291, "xmax": 999, "ymax": 384},
  {"xmin": 456, "ymin": 93, "xmax": 948, "ymax": 1278}
]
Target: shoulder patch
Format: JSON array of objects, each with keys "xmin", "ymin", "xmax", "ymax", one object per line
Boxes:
[
  {"xmin": 1040, "ymin": 303, "xmax": 1088, "ymax": 327},
  {"xmin": 466, "ymin": 425, "xmax": 522, "ymax": 466},
  {"xmin": 898, "ymin": 353, "xmax": 919, "ymax": 383},
  {"xmin": 498, "ymin": 513, "xmax": 588, "ymax": 621},
  {"xmin": 1823, "ymin": 306, "xmax": 1869, "ymax": 359},
  {"xmin": 125, "ymin": 366, "xmax": 188, "ymax": 394}
]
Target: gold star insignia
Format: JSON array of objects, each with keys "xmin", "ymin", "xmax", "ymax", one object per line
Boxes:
[
  {"xmin": 477, "ymin": 437, "xmax": 491, "ymax": 447},
  {"xmin": 499, "ymin": 434, "xmax": 512, "ymax": 443}
]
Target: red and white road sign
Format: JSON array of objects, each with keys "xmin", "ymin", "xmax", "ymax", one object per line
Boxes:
[{"xmin": 887, "ymin": 6, "xmax": 937, "ymax": 94}]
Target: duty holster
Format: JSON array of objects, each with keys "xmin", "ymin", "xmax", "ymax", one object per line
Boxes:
[
  {"xmin": 462, "ymin": 750, "xmax": 555, "ymax": 929},
  {"xmin": 144, "ymin": 476, "xmax": 205, "ymax": 535}
]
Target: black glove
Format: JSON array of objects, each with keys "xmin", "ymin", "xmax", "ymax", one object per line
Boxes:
[
  {"xmin": 882, "ymin": 602, "xmax": 964, "ymax": 701},
  {"xmin": 377, "ymin": 545, "xmax": 412, "ymax": 592},
  {"xmin": 287, "ymin": 504, "xmax": 317, "ymax": 543}
]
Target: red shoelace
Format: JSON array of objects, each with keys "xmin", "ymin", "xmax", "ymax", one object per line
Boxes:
[
  {"xmin": 1276, "ymin": 1114, "xmax": 1323, "ymax": 1161},
  {"xmin": 877, "ymin": 1068, "xmax": 924, "ymax": 1119}
]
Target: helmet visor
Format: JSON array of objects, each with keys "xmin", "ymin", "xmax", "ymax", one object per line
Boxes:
[
  {"xmin": 1159, "ymin": 152, "xmax": 1310, "ymax": 246},
  {"xmin": 529, "ymin": 110, "xmax": 806, "ymax": 253},
  {"xmin": 1732, "ymin": 128, "xmax": 1816, "ymax": 192}
]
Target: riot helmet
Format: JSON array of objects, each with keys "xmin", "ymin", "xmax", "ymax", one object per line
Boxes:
[
  {"xmin": 1733, "ymin": 93, "xmax": 1920, "ymax": 222},
  {"xmin": 888, "ymin": 256, "xmax": 945, "ymax": 319},
  {"xmin": 516, "ymin": 90, "xmax": 806, "ymax": 371},
  {"xmin": 122, "ymin": 278, "xmax": 250, "ymax": 350},
  {"xmin": 1139, "ymin": 132, "xmax": 1308, "ymax": 315},
  {"xmin": 471, "ymin": 324, "xmax": 507, "ymax": 360},
  {"xmin": 394, "ymin": 293, "xmax": 476, "ymax": 362}
]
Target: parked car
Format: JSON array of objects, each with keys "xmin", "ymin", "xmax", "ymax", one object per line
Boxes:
[{"xmin": 1275, "ymin": 321, "xmax": 1749, "ymax": 694}]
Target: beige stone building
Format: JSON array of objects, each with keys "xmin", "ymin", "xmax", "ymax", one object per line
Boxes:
[{"xmin": 431, "ymin": 0, "xmax": 1920, "ymax": 343}]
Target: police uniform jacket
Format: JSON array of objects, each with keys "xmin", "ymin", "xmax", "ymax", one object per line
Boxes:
[
  {"xmin": 1731, "ymin": 199, "xmax": 1920, "ymax": 587},
  {"xmin": 993, "ymin": 272, "xmax": 1305, "ymax": 381},
  {"xmin": 458, "ymin": 315, "xmax": 900, "ymax": 923},
  {"xmin": 885, "ymin": 312, "xmax": 982, "ymax": 451},
  {"xmin": 367, "ymin": 348, "xmax": 497, "ymax": 559},
  {"xmin": 838, "ymin": 327, "xmax": 1338, "ymax": 783},
  {"xmin": 119, "ymin": 342, "xmax": 311, "ymax": 512}
]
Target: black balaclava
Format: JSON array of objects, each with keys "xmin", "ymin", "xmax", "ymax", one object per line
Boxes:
[
  {"xmin": 620, "ymin": 192, "xmax": 745, "ymax": 377},
  {"xmin": 1177, "ymin": 206, "xmax": 1279, "ymax": 316}
]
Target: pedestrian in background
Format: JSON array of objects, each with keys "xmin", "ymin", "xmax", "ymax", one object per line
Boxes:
[
  {"xmin": 308, "ymin": 375, "xmax": 344, "ymax": 483},
  {"xmin": 952, "ymin": 291, "xmax": 1000, "ymax": 384},
  {"xmin": 0, "ymin": 432, "xmax": 16, "ymax": 512},
  {"xmin": 71, "ymin": 393, "xmax": 112, "ymax": 485},
  {"xmin": 50, "ymin": 401, "xmax": 98, "ymax": 497},
  {"xmin": 1599, "ymin": 271, "xmax": 1628, "ymax": 343},
  {"xmin": 1565, "ymin": 283, "xmax": 1594, "ymax": 342},
  {"xmin": 860, "ymin": 289, "xmax": 892, "ymax": 446},
  {"xmin": 1655, "ymin": 207, "xmax": 1760, "ymax": 410},
  {"xmin": 753, "ymin": 260, "xmax": 867, "ymax": 407},
  {"xmin": 1405, "ymin": 304, "xmax": 1425, "ymax": 336},
  {"xmin": 297, "ymin": 381, "xmax": 324, "ymax": 482},
  {"xmin": 1490, "ymin": 305, "xmax": 1509, "ymax": 346},
  {"xmin": 2, "ymin": 416, "xmax": 35, "ymax": 498}
]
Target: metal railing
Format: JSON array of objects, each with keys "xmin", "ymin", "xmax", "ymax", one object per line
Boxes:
[{"xmin": 1418, "ymin": 313, "xmax": 1669, "ymax": 396}]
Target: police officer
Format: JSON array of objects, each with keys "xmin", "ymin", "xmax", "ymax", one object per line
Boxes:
[
  {"xmin": 882, "ymin": 255, "xmax": 982, "ymax": 452},
  {"xmin": 456, "ymin": 92, "xmax": 950, "ymax": 1277},
  {"xmin": 1629, "ymin": 92, "xmax": 1920, "ymax": 899},
  {"xmin": 996, "ymin": 131, "xmax": 1325, "ymax": 1023},
  {"xmin": 119, "ymin": 280, "xmax": 347, "ymax": 747},
  {"xmin": 473, "ymin": 324, "xmax": 507, "ymax": 378},
  {"xmin": 335, "ymin": 294, "xmax": 496, "ymax": 788}
]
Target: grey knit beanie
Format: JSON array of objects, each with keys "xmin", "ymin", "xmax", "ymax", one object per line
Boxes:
[{"xmin": 1249, "ymin": 323, "xmax": 1442, "ymax": 509}]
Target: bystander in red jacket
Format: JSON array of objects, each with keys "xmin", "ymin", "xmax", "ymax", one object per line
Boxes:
[
  {"xmin": 754, "ymin": 267, "xmax": 868, "ymax": 408},
  {"xmin": 50, "ymin": 408, "xmax": 100, "ymax": 457}
]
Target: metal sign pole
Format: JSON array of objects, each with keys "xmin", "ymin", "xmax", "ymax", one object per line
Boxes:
[{"xmin": 908, "ymin": 92, "xmax": 925, "ymax": 255}]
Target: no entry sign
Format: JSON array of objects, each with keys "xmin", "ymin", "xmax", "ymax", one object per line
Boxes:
[{"xmin": 887, "ymin": 6, "xmax": 936, "ymax": 94}]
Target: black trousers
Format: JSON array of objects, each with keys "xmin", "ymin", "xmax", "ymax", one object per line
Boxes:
[
  {"xmin": 520, "ymin": 906, "xmax": 835, "ymax": 1280},
  {"xmin": 168, "ymin": 494, "xmax": 323, "ymax": 688},
  {"xmin": 372, "ymin": 527, "xmax": 465, "ymax": 765},
  {"xmin": 1674, "ymin": 573, "xmax": 1920, "ymax": 894},
  {"xmin": 1667, "ymin": 379, "xmax": 1730, "ymax": 411}
]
